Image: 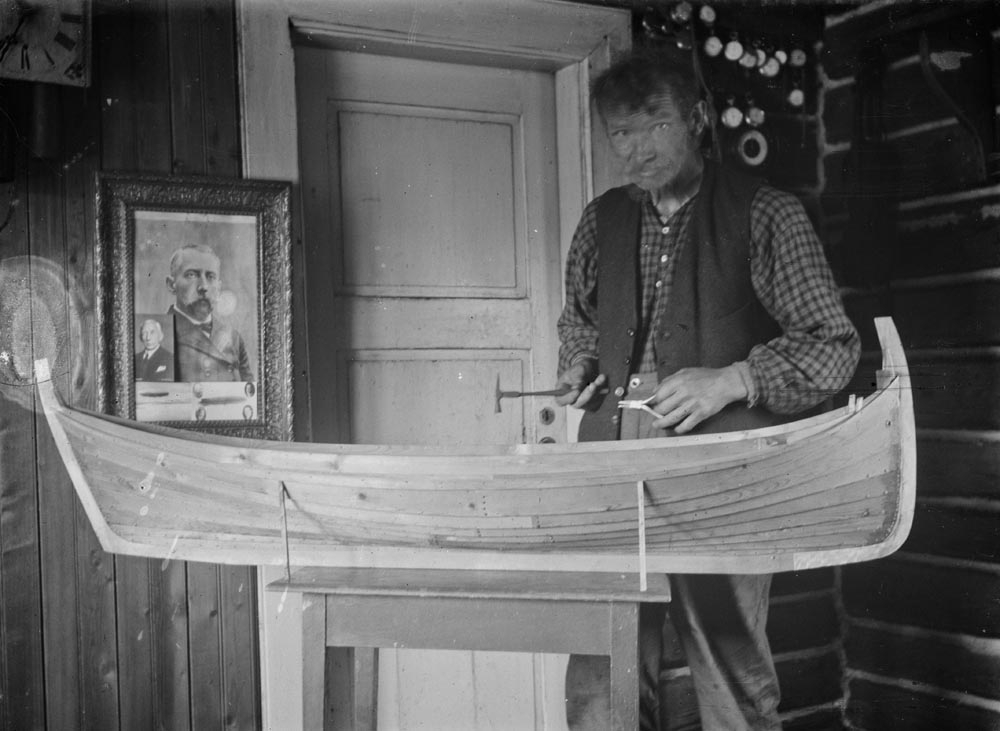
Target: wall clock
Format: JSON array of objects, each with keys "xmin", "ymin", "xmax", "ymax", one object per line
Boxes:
[{"xmin": 0, "ymin": 0, "xmax": 91, "ymax": 86}]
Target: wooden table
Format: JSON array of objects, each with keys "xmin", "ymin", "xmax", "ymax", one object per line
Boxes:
[{"xmin": 269, "ymin": 567, "xmax": 671, "ymax": 730}]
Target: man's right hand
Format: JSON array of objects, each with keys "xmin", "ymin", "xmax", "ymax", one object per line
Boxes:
[{"xmin": 554, "ymin": 362, "xmax": 607, "ymax": 409}]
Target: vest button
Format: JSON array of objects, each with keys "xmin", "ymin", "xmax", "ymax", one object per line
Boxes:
[
  {"xmin": 624, "ymin": 357, "xmax": 631, "ymax": 365},
  {"xmin": 611, "ymin": 415, "xmax": 620, "ymax": 425},
  {"xmin": 614, "ymin": 386, "xmax": 625, "ymax": 397},
  {"xmin": 626, "ymin": 328, "xmax": 635, "ymax": 337}
]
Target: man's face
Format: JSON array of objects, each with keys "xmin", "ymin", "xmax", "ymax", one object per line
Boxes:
[
  {"xmin": 167, "ymin": 250, "xmax": 221, "ymax": 321},
  {"xmin": 140, "ymin": 321, "xmax": 162, "ymax": 350},
  {"xmin": 603, "ymin": 91, "xmax": 704, "ymax": 193}
]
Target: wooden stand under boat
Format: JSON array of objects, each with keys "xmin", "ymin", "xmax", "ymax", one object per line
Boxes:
[{"xmin": 36, "ymin": 317, "xmax": 915, "ymax": 576}]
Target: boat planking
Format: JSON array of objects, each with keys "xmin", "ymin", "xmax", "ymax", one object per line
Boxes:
[{"xmin": 36, "ymin": 318, "xmax": 915, "ymax": 576}]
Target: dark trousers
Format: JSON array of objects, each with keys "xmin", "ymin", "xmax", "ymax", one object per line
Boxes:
[{"xmin": 565, "ymin": 373, "xmax": 782, "ymax": 730}]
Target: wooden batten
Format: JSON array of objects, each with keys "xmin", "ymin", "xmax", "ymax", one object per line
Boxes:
[
  {"xmin": 847, "ymin": 674, "xmax": 1000, "ymax": 731},
  {"xmin": 843, "ymin": 558, "xmax": 1000, "ymax": 637},
  {"xmin": 847, "ymin": 619, "xmax": 1000, "ymax": 703},
  {"xmin": 917, "ymin": 429, "xmax": 1000, "ymax": 500}
]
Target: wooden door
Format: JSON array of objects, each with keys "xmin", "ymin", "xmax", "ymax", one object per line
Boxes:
[{"xmin": 296, "ymin": 47, "xmax": 566, "ymax": 728}]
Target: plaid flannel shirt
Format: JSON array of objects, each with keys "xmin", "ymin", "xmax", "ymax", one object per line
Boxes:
[{"xmin": 557, "ymin": 184, "xmax": 860, "ymax": 414}]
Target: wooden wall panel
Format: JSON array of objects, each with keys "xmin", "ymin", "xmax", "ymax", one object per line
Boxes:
[
  {"xmin": 32, "ymin": 88, "xmax": 87, "ymax": 731},
  {"xmin": 0, "ymin": 84, "xmax": 47, "ymax": 731},
  {"xmin": 846, "ymin": 677, "xmax": 1000, "ymax": 731},
  {"xmin": 917, "ymin": 431, "xmax": 1000, "ymax": 501},
  {"xmin": 847, "ymin": 622, "xmax": 1000, "ymax": 701},
  {"xmin": 769, "ymin": 594, "xmax": 840, "ymax": 654},
  {"xmin": 844, "ymin": 280, "xmax": 1000, "ymax": 349},
  {"xmin": 903, "ymin": 503, "xmax": 1000, "ymax": 562},
  {"xmin": 764, "ymin": 117, "xmax": 820, "ymax": 191},
  {"xmin": 843, "ymin": 559, "xmax": 1000, "ymax": 638},
  {"xmin": 98, "ymin": 5, "xmax": 171, "ymax": 729},
  {"xmin": 0, "ymin": 1, "xmax": 258, "ymax": 729},
  {"xmin": 0, "ymin": 396, "xmax": 45, "ymax": 731},
  {"xmin": 778, "ymin": 652, "xmax": 843, "ymax": 713}
]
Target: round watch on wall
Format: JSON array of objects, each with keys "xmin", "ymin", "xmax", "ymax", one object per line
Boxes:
[{"xmin": 0, "ymin": 0, "xmax": 91, "ymax": 86}]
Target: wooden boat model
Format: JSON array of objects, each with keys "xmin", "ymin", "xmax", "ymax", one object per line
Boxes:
[{"xmin": 37, "ymin": 318, "xmax": 914, "ymax": 576}]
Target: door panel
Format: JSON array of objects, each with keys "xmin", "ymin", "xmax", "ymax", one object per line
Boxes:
[
  {"xmin": 345, "ymin": 350, "xmax": 525, "ymax": 445},
  {"xmin": 297, "ymin": 47, "xmax": 563, "ymax": 729},
  {"xmin": 336, "ymin": 102, "xmax": 522, "ymax": 295}
]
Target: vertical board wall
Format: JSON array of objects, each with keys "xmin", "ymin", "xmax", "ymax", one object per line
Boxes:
[{"xmin": 0, "ymin": 2, "xmax": 260, "ymax": 729}]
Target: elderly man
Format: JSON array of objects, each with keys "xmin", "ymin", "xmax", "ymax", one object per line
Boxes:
[
  {"xmin": 166, "ymin": 243, "xmax": 253, "ymax": 382},
  {"xmin": 554, "ymin": 49, "xmax": 860, "ymax": 730},
  {"xmin": 134, "ymin": 318, "xmax": 174, "ymax": 381}
]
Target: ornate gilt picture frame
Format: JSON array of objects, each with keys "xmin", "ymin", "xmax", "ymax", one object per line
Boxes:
[{"xmin": 96, "ymin": 172, "xmax": 292, "ymax": 440}]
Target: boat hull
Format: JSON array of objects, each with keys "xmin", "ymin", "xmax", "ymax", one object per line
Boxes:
[{"xmin": 37, "ymin": 318, "xmax": 915, "ymax": 575}]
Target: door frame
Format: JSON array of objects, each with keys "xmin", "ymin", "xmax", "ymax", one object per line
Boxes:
[{"xmin": 237, "ymin": 2, "xmax": 630, "ymax": 727}]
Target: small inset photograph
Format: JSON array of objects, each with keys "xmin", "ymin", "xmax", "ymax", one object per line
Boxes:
[{"xmin": 134, "ymin": 314, "xmax": 175, "ymax": 383}]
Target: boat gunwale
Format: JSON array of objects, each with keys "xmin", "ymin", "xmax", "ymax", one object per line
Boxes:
[
  {"xmin": 49, "ymin": 383, "xmax": 880, "ymax": 460},
  {"xmin": 60, "ymin": 388, "xmax": 893, "ymax": 489}
]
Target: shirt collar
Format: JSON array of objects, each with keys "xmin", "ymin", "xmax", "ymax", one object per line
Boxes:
[{"xmin": 173, "ymin": 307, "xmax": 213, "ymax": 328}]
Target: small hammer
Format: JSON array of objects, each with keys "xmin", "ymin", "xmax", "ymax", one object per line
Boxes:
[{"xmin": 494, "ymin": 375, "xmax": 572, "ymax": 413}]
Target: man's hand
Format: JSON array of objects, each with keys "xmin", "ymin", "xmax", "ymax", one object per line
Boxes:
[
  {"xmin": 554, "ymin": 362, "xmax": 607, "ymax": 410},
  {"xmin": 649, "ymin": 365, "xmax": 747, "ymax": 434}
]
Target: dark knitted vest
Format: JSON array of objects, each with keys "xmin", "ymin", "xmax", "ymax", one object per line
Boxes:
[{"xmin": 578, "ymin": 160, "xmax": 788, "ymax": 442}]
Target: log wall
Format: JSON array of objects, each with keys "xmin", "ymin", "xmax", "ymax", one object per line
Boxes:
[
  {"xmin": 0, "ymin": 2, "xmax": 259, "ymax": 729},
  {"xmin": 819, "ymin": 2, "xmax": 1000, "ymax": 728}
]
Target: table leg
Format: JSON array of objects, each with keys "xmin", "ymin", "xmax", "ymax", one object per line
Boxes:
[
  {"xmin": 608, "ymin": 603, "xmax": 640, "ymax": 731},
  {"xmin": 302, "ymin": 593, "xmax": 327, "ymax": 730},
  {"xmin": 352, "ymin": 648, "xmax": 378, "ymax": 729}
]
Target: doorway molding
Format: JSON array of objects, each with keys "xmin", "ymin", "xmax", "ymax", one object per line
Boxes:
[{"xmin": 237, "ymin": 2, "xmax": 630, "ymax": 727}]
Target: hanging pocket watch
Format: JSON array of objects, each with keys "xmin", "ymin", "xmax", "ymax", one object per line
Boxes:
[
  {"xmin": 787, "ymin": 86, "xmax": 805, "ymax": 108},
  {"xmin": 721, "ymin": 97, "xmax": 744, "ymax": 129},
  {"xmin": 745, "ymin": 98, "xmax": 766, "ymax": 128},
  {"xmin": 724, "ymin": 34, "xmax": 744, "ymax": 63},
  {"xmin": 736, "ymin": 129, "xmax": 769, "ymax": 167},
  {"xmin": 704, "ymin": 34, "xmax": 723, "ymax": 57},
  {"xmin": 759, "ymin": 54, "xmax": 781, "ymax": 78}
]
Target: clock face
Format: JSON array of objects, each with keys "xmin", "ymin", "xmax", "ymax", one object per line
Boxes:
[{"xmin": 0, "ymin": 0, "xmax": 90, "ymax": 86}]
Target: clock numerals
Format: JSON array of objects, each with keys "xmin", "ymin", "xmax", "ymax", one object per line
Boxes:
[
  {"xmin": 53, "ymin": 31, "xmax": 76, "ymax": 52},
  {"xmin": 0, "ymin": 35, "xmax": 14, "ymax": 64},
  {"xmin": 64, "ymin": 62, "xmax": 84, "ymax": 81},
  {"xmin": 0, "ymin": 2, "xmax": 89, "ymax": 86}
]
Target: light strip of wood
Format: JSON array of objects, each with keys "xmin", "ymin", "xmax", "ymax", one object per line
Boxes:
[
  {"xmin": 918, "ymin": 428, "xmax": 1000, "ymax": 444},
  {"xmin": 892, "ymin": 551, "xmax": 1000, "ymax": 575},
  {"xmin": 847, "ymin": 670, "xmax": 1000, "ymax": 713},
  {"xmin": 848, "ymin": 616, "xmax": 1000, "ymax": 653},
  {"xmin": 917, "ymin": 496, "xmax": 1000, "ymax": 513},
  {"xmin": 824, "ymin": 0, "xmax": 897, "ymax": 28}
]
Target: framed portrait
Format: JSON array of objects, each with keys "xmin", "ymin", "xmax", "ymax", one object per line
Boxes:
[{"xmin": 96, "ymin": 172, "xmax": 292, "ymax": 440}]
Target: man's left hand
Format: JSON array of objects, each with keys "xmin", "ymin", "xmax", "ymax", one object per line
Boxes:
[{"xmin": 649, "ymin": 365, "xmax": 747, "ymax": 434}]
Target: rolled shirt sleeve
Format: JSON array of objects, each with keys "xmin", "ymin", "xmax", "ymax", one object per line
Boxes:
[
  {"xmin": 743, "ymin": 187, "xmax": 860, "ymax": 414},
  {"xmin": 557, "ymin": 198, "xmax": 601, "ymax": 374}
]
